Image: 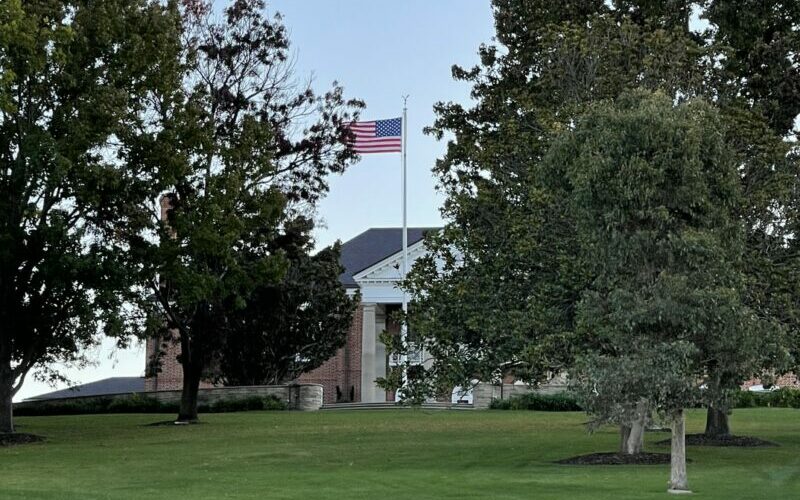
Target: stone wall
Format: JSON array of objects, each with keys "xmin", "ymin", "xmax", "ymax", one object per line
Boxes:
[
  {"xmin": 147, "ymin": 383, "xmax": 323, "ymax": 410},
  {"xmin": 472, "ymin": 376, "xmax": 568, "ymax": 409}
]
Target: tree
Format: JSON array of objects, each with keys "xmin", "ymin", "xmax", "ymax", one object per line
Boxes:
[
  {"xmin": 142, "ymin": 0, "xmax": 362, "ymax": 422},
  {"xmin": 563, "ymin": 90, "xmax": 765, "ymax": 492},
  {"xmin": 398, "ymin": 0, "xmax": 706, "ymax": 430},
  {"xmin": 702, "ymin": 0, "xmax": 800, "ymax": 437},
  {"xmin": 219, "ymin": 217, "xmax": 357, "ymax": 386},
  {"xmin": 706, "ymin": 0, "xmax": 800, "ymax": 136},
  {"xmin": 396, "ymin": 0, "xmax": 798, "ymax": 443},
  {"xmin": 0, "ymin": 0, "xmax": 182, "ymax": 434}
]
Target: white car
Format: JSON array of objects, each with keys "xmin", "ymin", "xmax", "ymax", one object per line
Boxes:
[
  {"xmin": 451, "ymin": 386, "xmax": 474, "ymax": 404},
  {"xmin": 747, "ymin": 384, "xmax": 780, "ymax": 393}
]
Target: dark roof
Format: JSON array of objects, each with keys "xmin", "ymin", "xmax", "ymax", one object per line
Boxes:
[
  {"xmin": 338, "ymin": 227, "xmax": 438, "ymax": 287},
  {"xmin": 25, "ymin": 377, "xmax": 145, "ymax": 401}
]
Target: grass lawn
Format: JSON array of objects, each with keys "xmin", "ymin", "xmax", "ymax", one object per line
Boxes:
[{"xmin": 1, "ymin": 408, "xmax": 799, "ymax": 499}]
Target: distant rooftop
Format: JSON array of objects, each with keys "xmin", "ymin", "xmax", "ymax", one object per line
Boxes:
[
  {"xmin": 25, "ymin": 377, "xmax": 145, "ymax": 401},
  {"xmin": 338, "ymin": 227, "xmax": 438, "ymax": 287}
]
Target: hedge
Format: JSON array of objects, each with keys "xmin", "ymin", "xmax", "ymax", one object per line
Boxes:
[
  {"xmin": 731, "ymin": 388, "xmax": 800, "ymax": 409},
  {"xmin": 489, "ymin": 388, "xmax": 800, "ymax": 412},
  {"xmin": 489, "ymin": 392, "xmax": 583, "ymax": 411},
  {"xmin": 15, "ymin": 394, "xmax": 288, "ymax": 416}
]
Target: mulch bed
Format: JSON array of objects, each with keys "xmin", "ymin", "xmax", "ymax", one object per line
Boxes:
[
  {"xmin": 655, "ymin": 433, "xmax": 777, "ymax": 447},
  {"xmin": 556, "ymin": 452, "xmax": 674, "ymax": 465},
  {"xmin": 0, "ymin": 433, "xmax": 45, "ymax": 447}
]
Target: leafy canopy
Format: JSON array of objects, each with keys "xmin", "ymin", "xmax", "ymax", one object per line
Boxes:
[{"xmin": 0, "ymin": 0, "xmax": 183, "ymax": 432}]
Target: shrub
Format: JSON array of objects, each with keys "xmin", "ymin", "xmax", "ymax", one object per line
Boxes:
[
  {"xmin": 490, "ymin": 392, "xmax": 583, "ymax": 411},
  {"xmin": 15, "ymin": 393, "xmax": 288, "ymax": 416},
  {"xmin": 107, "ymin": 394, "xmax": 176, "ymax": 413},
  {"xmin": 15, "ymin": 395, "xmax": 177, "ymax": 416},
  {"xmin": 263, "ymin": 396, "xmax": 288, "ymax": 411},
  {"xmin": 731, "ymin": 388, "xmax": 800, "ymax": 409},
  {"xmin": 202, "ymin": 395, "xmax": 287, "ymax": 413}
]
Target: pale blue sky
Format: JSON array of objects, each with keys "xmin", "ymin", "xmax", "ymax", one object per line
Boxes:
[
  {"xmin": 15, "ymin": 1, "xmax": 495, "ymax": 401},
  {"xmin": 276, "ymin": 0, "xmax": 494, "ymax": 248}
]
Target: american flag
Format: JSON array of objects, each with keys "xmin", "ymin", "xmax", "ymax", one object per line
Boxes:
[{"xmin": 346, "ymin": 118, "xmax": 402, "ymax": 154}]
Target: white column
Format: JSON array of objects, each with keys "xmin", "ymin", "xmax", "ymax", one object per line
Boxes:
[
  {"xmin": 360, "ymin": 303, "xmax": 378, "ymax": 403},
  {"xmin": 374, "ymin": 307, "xmax": 387, "ymax": 402}
]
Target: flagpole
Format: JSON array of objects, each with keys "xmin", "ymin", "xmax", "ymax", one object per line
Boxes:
[
  {"xmin": 401, "ymin": 96, "xmax": 408, "ymax": 315},
  {"xmin": 399, "ymin": 96, "xmax": 409, "ymax": 402}
]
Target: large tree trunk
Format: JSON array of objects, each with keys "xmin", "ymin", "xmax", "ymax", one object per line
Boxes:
[
  {"xmin": 626, "ymin": 419, "xmax": 645, "ymax": 454},
  {"xmin": 619, "ymin": 425, "xmax": 631, "ymax": 454},
  {"xmin": 0, "ymin": 368, "xmax": 14, "ymax": 434},
  {"xmin": 620, "ymin": 399, "xmax": 648, "ymax": 455},
  {"xmin": 620, "ymin": 423, "xmax": 646, "ymax": 454},
  {"xmin": 177, "ymin": 363, "xmax": 201, "ymax": 423},
  {"xmin": 668, "ymin": 409, "xmax": 691, "ymax": 494},
  {"xmin": 704, "ymin": 405, "xmax": 730, "ymax": 437}
]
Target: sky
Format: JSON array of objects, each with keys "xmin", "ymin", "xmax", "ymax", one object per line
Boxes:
[{"xmin": 14, "ymin": 1, "xmax": 496, "ymax": 402}]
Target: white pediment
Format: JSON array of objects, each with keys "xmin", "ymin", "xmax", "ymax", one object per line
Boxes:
[{"xmin": 353, "ymin": 239, "xmax": 428, "ymax": 285}]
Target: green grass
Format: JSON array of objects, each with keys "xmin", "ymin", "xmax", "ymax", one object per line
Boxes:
[{"xmin": 1, "ymin": 409, "xmax": 799, "ymax": 499}]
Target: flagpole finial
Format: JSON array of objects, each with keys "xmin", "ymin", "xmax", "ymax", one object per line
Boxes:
[{"xmin": 402, "ymin": 94, "xmax": 409, "ymax": 110}]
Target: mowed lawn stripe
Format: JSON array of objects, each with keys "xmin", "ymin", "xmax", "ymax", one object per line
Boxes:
[{"xmin": 1, "ymin": 409, "xmax": 798, "ymax": 499}]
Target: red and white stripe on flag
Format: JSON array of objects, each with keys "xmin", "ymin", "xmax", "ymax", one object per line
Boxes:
[{"xmin": 346, "ymin": 118, "xmax": 402, "ymax": 154}]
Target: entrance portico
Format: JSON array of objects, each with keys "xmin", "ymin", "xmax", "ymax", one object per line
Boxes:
[
  {"xmin": 299, "ymin": 227, "xmax": 435, "ymax": 403},
  {"xmin": 352, "ymin": 236, "xmax": 428, "ymax": 403}
]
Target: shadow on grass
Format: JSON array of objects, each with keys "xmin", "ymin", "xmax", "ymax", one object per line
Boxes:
[
  {"xmin": 555, "ymin": 452, "xmax": 675, "ymax": 465},
  {"xmin": 0, "ymin": 433, "xmax": 45, "ymax": 447},
  {"xmin": 655, "ymin": 434, "xmax": 778, "ymax": 447}
]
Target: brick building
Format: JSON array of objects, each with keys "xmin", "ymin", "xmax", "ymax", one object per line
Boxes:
[{"xmin": 144, "ymin": 227, "xmax": 436, "ymax": 404}]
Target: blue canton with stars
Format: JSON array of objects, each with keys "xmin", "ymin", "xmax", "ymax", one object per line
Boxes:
[{"xmin": 376, "ymin": 118, "xmax": 402, "ymax": 137}]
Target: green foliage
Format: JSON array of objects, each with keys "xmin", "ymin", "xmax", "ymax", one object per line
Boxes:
[
  {"xmin": 395, "ymin": 1, "xmax": 799, "ymax": 441},
  {"xmin": 731, "ymin": 389, "xmax": 800, "ymax": 409},
  {"xmin": 562, "ymin": 91, "xmax": 774, "ymax": 425},
  {"xmin": 14, "ymin": 394, "xmax": 287, "ymax": 416},
  {"xmin": 15, "ymin": 396, "xmax": 175, "ymax": 417},
  {"xmin": 219, "ymin": 218, "xmax": 358, "ymax": 386},
  {"xmin": 140, "ymin": 0, "xmax": 362, "ymax": 421},
  {"xmin": 487, "ymin": 388, "xmax": 800, "ymax": 411},
  {"xmin": 398, "ymin": 0, "xmax": 716, "ymax": 398},
  {"xmin": 206, "ymin": 395, "xmax": 287, "ymax": 413},
  {"xmin": 489, "ymin": 392, "xmax": 583, "ymax": 411},
  {"xmin": 488, "ymin": 388, "xmax": 800, "ymax": 412},
  {"xmin": 0, "ymin": 0, "xmax": 184, "ymax": 432},
  {"xmin": 106, "ymin": 393, "xmax": 174, "ymax": 414},
  {"xmin": 706, "ymin": 1, "xmax": 800, "ymax": 134}
]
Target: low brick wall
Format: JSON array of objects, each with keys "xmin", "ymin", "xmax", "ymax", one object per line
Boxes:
[{"xmin": 17, "ymin": 384, "xmax": 324, "ymax": 412}]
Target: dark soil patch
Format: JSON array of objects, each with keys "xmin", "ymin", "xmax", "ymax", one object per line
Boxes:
[
  {"xmin": 0, "ymin": 433, "xmax": 45, "ymax": 447},
  {"xmin": 556, "ymin": 452, "xmax": 674, "ymax": 465},
  {"xmin": 656, "ymin": 433, "xmax": 777, "ymax": 447}
]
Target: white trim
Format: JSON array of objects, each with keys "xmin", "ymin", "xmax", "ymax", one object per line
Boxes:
[{"xmin": 352, "ymin": 239, "xmax": 427, "ymax": 284}]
